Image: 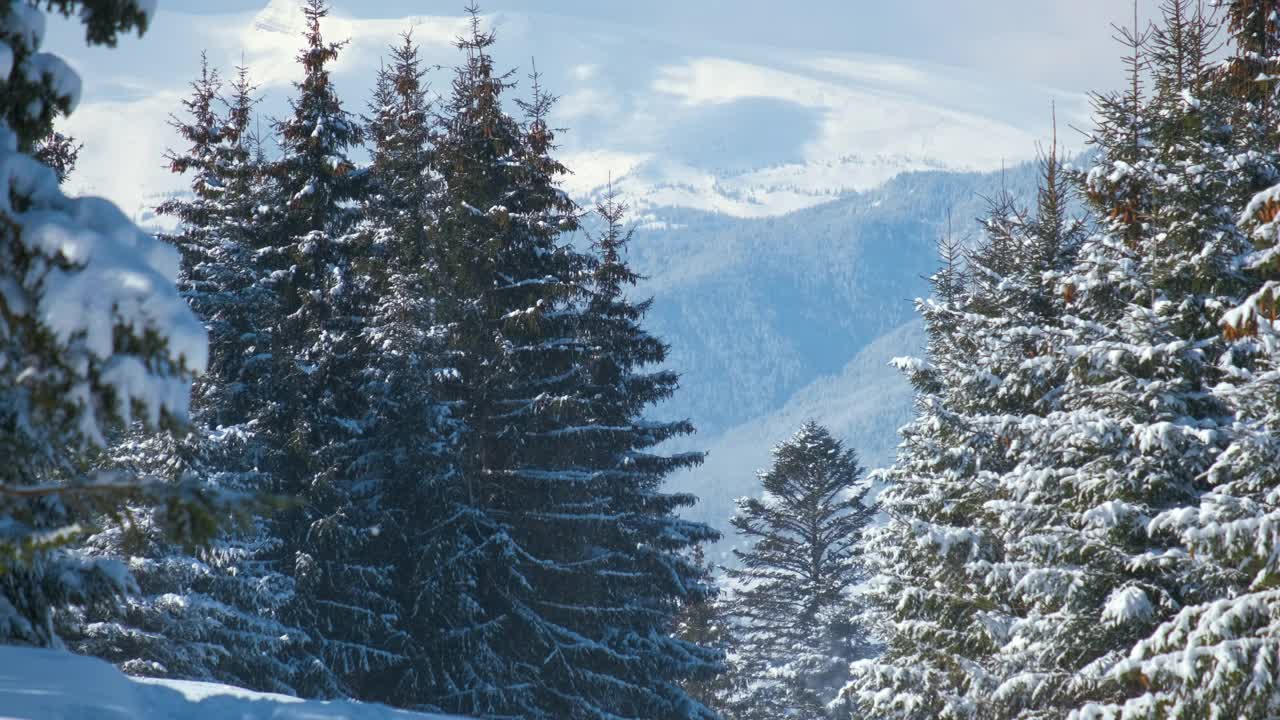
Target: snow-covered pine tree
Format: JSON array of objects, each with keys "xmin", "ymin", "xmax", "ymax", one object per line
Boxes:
[
  {"xmin": 845, "ymin": 212, "xmax": 1005, "ymax": 719},
  {"xmin": 344, "ymin": 32, "xmax": 462, "ymax": 706},
  {"xmin": 570, "ymin": 185, "xmax": 722, "ymax": 717},
  {"xmin": 0, "ymin": 0, "xmax": 211, "ymax": 648},
  {"xmin": 62, "ymin": 53, "xmax": 229, "ymax": 678},
  {"xmin": 947, "ymin": 131, "xmax": 1095, "ymax": 719},
  {"xmin": 963, "ymin": 3, "xmax": 1244, "ymax": 716},
  {"xmin": 160, "ymin": 68, "xmax": 312, "ymax": 694},
  {"xmin": 411, "ymin": 14, "xmax": 588, "ymax": 715},
  {"xmin": 61, "ymin": 57, "xmax": 315, "ymax": 694},
  {"xmin": 250, "ymin": 0, "xmax": 411, "ymax": 698},
  {"xmin": 849, "ymin": 118, "xmax": 1087, "ymax": 718},
  {"xmin": 722, "ymin": 421, "xmax": 875, "ymax": 720},
  {"xmin": 363, "ymin": 32, "xmax": 435, "ymax": 241},
  {"xmin": 418, "ymin": 11, "xmax": 720, "ymax": 717},
  {"xmin": 1068, "ymin": 4, "xmax": 1280, "ymax": 717}
]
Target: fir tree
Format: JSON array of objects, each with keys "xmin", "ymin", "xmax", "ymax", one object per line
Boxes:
[
  {"xmin": 1215, "ymin": 0, "xmax": 1280, "ymax": 211},
  {"xmin": 954, "ymin": 132, "xmax": 1098, "ymax": 720},
  {"xmin": 722, "ymin": 421, "xmax": 875, "ymax": 720},
  {"xmin": 572, "ymin": 185, "xmax": 723, "ymax": 717},
  {"xmin": 251, "ymin": 0, "xmax": 406, "ymax": 698},
  {"xmin": 0, "ymin": 0, "xmax": 215, "ymax": 648},
  {"xmin": 345, "ymin": 31, "xmax": 461, "ymax": 705},
  {"xmin": 933, "ymin": 208, "xmax": 968, "ymax": 305},
  {"xmin": 969, "ymin": 3, "xmax": 1241, "ymax": 715},
  {"xmin": 849, "ymin": 122, "xmax": 1085, "ymax": 718},
  {"xmin": 363, "ymin": 32, "xmax": 435, "ymax": 246},
  {"xmin": 846, "ymin": 214, "xmax": 1003, "ymax": 719},
  {"xmin": 853, "ymin": 5, "xmax": 1280, "ymax": 717},
  {"xmin": 1067, "ymin": 4, "xmax": 1280, "ymax": 717},
  {"xmin": 417, "ymin": 12, "xmax": 720, "ymax": 716}
]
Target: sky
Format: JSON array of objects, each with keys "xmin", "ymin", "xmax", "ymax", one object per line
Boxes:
[
  {"xmin": 154, "ymin": 0, "xmax": 1155, "ymax": 93},
  {"xmin": 48, "ymin": 0, "xmax": 1163, "ymax": 219}
]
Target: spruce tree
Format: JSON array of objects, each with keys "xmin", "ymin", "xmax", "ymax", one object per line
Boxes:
[
  {"xmin": 417, "ymin": 12, "xmax": 720, "ymax": 716},
  {"xmin": 345, "ymin": 31, "xmax": 461, "ymax": 705},
  {"xmin": 722, "ymin": 421, "xmax": 874, "ymax": 720},
  {"xmin": 1222, "ymin": 0, "xmax": 1280, "ymax": 204},
  {"xmin": 969, "ymin": 3, "xmax": 1241, "ymax": 715},
  {"xmin": 956, "ymin": 139, "xmax": 1106, "ymax": 720},
  {"xmin": 162, "ymin": 67, "xmax": 309, "ymax": 694},
  {"xmin": 1068, "ymin": 4, "xmax": 1280, "ymax": 717},
  {"xmin": 0, "ymin": 0, "xmax": 212, "ymax": 648},
  {"xmin": 849, "ymin": 115, "xmax": 1088, "ymax": 716},
  {"xmin": 573, "ymin": 185, "xmax": 723, "ymax": 717},
  {"xmin": 250, "ymin": 0, "xmax": 413, "ymax": 698},
  {"xmin": 855, "ymin": 5, "xmax": 1280, "ymax": 717},
  {"xmin": 845, "ymin": 212, "xmax": 1005, "ymax": 719},
  {"xmin": 958, "ymin": 133, "xmax": 1088, "ymax": 719}
]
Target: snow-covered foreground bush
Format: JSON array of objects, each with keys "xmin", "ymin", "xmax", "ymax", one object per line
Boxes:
[{"xmin": 0, "ymin": 645, "xmax": 462, "ymax": 720}]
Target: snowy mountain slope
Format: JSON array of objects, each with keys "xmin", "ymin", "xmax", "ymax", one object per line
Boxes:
[
  {"xmin": 50, "ymin": 0, "xmax": 1084, "ymax": 221},
  {"xmin": 628, "ymin": 160, "xmax": 1047, "ymax": 548},
  {"xmin": 0, "ymin": 646, "xmax": 460, "ymax": 720},
  {"xmin": 634, "ymin": 160, "xmax": 1043, "ymax": 439}
]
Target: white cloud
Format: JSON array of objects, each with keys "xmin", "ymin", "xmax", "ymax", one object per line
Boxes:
[
  {"xmin": 62, "ymin": 92, "xmax": 187, "ymax": 220},
  {"xmin": 47, "ymin": 1, "xmax": 1105, "ymax": 220},
  {"xmin": 556, "ymin": 86, "xmax": 624, "ymax": 123}
]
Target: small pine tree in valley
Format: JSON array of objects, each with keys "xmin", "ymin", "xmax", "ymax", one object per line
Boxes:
[{"xmin": 724, "ymin": 421, "xmax": 875, "ymax": 720}]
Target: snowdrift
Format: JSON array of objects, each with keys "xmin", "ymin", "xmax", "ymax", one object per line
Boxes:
[{"xmin": 0, "ymin": 645, "xmax": 459, "ymax": 719}]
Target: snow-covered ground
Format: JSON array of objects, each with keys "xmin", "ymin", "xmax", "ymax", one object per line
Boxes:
[{"xmin": 0, "ymin": 646, "xmax": 459, "ymax": 720}]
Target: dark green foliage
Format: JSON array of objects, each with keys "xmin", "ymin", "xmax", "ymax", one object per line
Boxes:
[
  {"xmin": 411, "ymin": 12, "xmax": 721, "ymax": 717},
  {"xmin": 344, "ymin": 31, "xmax": 461, "ymax": 705},
  {"xmin": 247, "ymin": 0, "xmax": 407, "ymax": 698},
  {"xmin": 58, "ymin": 55, "xmax": 316, "ymax": 694},
  {"xmin": 38, "ymin": 6, "xmax": 723, "ymax": 716},
  {"xmin": 852, "ymin": 4, "xmax": 1280, "ymax": 718}
]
